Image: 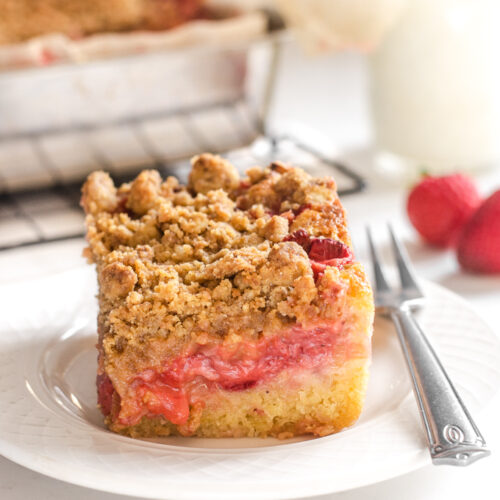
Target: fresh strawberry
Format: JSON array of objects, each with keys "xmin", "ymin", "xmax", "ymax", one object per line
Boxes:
[
  {"xmin": 407, "ymin": 174, "xmax": 482, "ymax": 247},
  {"xmin": 457, "ymin": 189, "xmax": 500, "ymax": 273}
]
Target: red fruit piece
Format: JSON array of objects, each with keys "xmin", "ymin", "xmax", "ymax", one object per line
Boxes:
[
  {"xmin": 407, "ymin": 174, "xmax": 481, "ymax": 247},
  {"xmin": 284, "ymin": 229, "xmax": 313, "ymax": 252},
  {"xmin": 97, "ymin": 373, "xmax": 115, "ymax": 416},
  {"xmin": 284, "ymin": 230, "xmax": 354, "ymax": 274},
  {"xmin": 309, "ymin": 238, "xmax": 353, "ymax": 267},
  {"xmin": 457, "ymin": 189, "xmax": 500, "ymax": 274}
]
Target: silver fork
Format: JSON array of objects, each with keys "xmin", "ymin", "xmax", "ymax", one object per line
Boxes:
[{"xmin": 366, "ymin": 225, "xmax": 490, "ymax": 466}]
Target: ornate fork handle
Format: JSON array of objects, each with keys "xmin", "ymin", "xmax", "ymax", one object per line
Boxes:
[{"xmin": 391, "ymin": 306, "xmax": 490, "ymax": 466}]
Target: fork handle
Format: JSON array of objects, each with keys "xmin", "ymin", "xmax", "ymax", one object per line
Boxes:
[{"xmin": 391, "ymin": 307, "xmax": 490, "ymax": 466}]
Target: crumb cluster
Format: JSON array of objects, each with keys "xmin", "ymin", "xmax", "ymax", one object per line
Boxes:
[{"xmin": 82, "ymin": 155, "xmax": 366, "ymax": 356}]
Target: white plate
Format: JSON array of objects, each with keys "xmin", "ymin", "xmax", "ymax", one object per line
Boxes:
[{"xmin": 0, "ymin": 267, "xmax": 499, "ymax": 500}]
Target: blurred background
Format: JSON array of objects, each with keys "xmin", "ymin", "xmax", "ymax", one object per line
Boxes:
[
  {"xmin": 1, "ymin": 0, "xmax": 499, "ymax": 258},
  {"xmin": 1, "ymin": 1, "xmax": 500, "ymax": 499}
]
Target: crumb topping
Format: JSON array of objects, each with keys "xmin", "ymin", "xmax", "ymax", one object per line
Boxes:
[
  {"xmin": 0, "ymin": 0, "xmax": 204, "ymax": 46},
  {"xmin": 82, "ymin": 154, "xmax": 369, "ymax": 364}
]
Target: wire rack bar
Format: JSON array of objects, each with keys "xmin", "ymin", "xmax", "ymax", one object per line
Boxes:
[{"xmin": 0, "ymin": 121, "xmax": 365, "ymax": 252}]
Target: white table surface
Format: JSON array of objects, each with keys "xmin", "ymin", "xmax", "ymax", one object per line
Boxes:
[{"xmin": 1, "ymin": 41, "xmax": 500, "ymax": 500}]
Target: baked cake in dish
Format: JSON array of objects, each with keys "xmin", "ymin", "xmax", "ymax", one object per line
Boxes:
[
  {"xmin": 0, "ymin": 0, "xmax": 204, "ymax": 45},
  {"xmin": 82, "ymin": 154, "xmax": 374, "ymax": 438}
]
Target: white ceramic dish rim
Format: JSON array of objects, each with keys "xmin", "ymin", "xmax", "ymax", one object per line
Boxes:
[{"xmin": 0, "ymin": 267, "xmax": 498, "ymax": 500}]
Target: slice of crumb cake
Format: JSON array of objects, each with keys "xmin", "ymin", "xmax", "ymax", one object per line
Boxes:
[{"xmin": 81, "ymin": 154, "xmax": 373, "ymax": 438}]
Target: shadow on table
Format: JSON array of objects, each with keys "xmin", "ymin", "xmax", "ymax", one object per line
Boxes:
[
  {"xmin": 435, "ymin": 271, "xmax": 500, "ymax": 297},
  {"xmin": 399, "ymin": 238, "xmax": 449, "ymax": 265}
]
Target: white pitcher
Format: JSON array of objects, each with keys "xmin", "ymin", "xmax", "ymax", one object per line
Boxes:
[{"xmin": 370, "ymin": 0, "xmax": 500, "ymax": 176}]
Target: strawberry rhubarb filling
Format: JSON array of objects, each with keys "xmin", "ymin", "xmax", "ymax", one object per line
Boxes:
[
  {"xmin": 97, "ymin": 237, "xmax": 357, "ymax": 428},
  {"xmin": 98, "ymin": 322, "xmax": 363, "ymax": 427}
]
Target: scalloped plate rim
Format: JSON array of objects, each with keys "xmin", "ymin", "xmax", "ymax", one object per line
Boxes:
[{"xmin": 0, "ymin": 268, "xmax": 498, "ymax": 500}]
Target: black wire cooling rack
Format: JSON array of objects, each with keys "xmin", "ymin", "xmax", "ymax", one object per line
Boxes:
[
  {"xmin": 0, "ymin": 100, "xmax": 365, "ymax": 251},
  {"xmin": 0, "ymin": 32, "xmax": 365, "ymax": 252}
]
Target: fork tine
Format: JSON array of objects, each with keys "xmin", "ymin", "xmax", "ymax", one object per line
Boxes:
[
  {"xmin": 366, "ymin": 226, "xmax": 391, "ymax": 292},
  {"xmin": 387, "ymin": 224, "xmax": 423, "ymax": 294}
]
